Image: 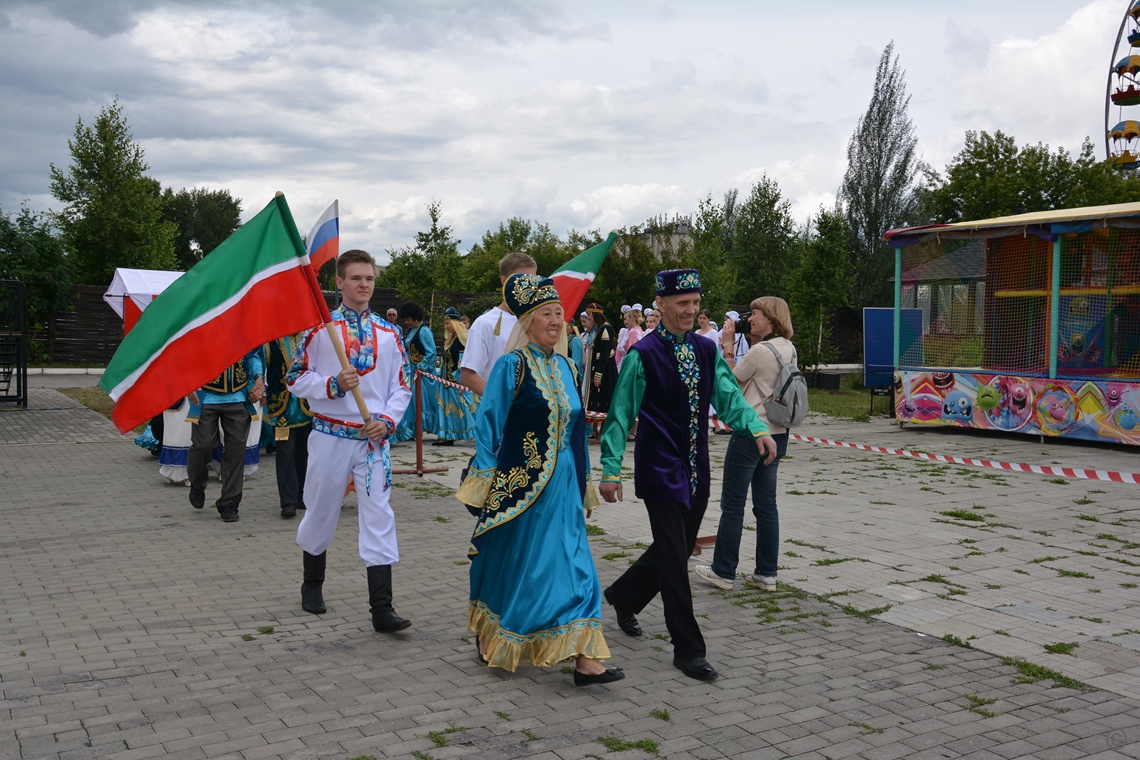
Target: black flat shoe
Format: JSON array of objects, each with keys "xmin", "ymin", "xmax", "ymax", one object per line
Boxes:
[
  {"xmin": 474, "ymin": 641, "xmax": 486, "ymax": 665},
  {"xmin": 573, "ymin": 666, "xmax": 624, "ymax": 686},
  {"xmin": 603, "ymin": 586, "xmax": 642, "ymax": 637},
  {"xmin": 673, "ymin": 656, "xmax": 718, "ymax": 681}
]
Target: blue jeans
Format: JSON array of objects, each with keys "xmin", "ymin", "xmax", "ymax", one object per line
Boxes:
[{"xmin": 711, "ymin": 431, "xmax": 788, "ymax": 579}]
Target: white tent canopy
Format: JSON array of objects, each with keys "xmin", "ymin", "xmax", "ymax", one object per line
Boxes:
[{"xmin": 103, "ymin": 268, "xmax": 184, "ymax": 321}]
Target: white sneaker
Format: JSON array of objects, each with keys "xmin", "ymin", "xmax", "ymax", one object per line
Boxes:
[
  {"xmin": 693, "ymin": 564, "xmax": 734, "ymax": 590},
  {"xmin": 745, "ymin": 574, "xmax": 777, "ymax": 591}
]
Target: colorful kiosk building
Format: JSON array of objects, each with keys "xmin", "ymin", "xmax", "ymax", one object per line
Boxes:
[{"xmin": 884, "ymin": 202, "xmax": 1140, "ymax": 446}]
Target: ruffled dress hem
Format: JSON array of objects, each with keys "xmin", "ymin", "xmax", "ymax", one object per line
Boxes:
[{"xmin": 468, "ymin": 600, "xmax": 611, "ymax": 672}]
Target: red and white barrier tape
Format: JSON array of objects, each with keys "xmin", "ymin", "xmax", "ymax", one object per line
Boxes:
[
  {"xmin": 414, "ymin": 370, "xmax": 472, "ymax": 393},
  {"xmin": 714, "ymin": 417, "xmax": 1137, "ymax": 484},
  {"xmin": 786, "ymin": 433, "xmax": 1139, "ymax": 484}
]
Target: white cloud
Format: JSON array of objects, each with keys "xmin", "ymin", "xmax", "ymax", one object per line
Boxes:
[{"xmin": 0, "ymin": 0, "xmax": 1128, "ymax": 262}]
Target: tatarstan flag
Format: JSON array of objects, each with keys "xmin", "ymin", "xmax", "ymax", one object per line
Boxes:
[
  {"xmin": 550, "ymin": 231, "xmax": 617, "ymax": 320},
  {"xmin": 100, "ymin": 194, "xmax": 331, "ymax": 433}
]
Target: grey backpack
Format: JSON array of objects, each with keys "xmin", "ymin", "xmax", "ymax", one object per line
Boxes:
[{"xmin": 762, "ymin": 342, "xmax": 808, "ymax": 427}]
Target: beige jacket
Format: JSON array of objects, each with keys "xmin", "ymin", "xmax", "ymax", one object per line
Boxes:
[{"xmin": 733, "ymin": 336, "xmax": 797, "ymax": 435}]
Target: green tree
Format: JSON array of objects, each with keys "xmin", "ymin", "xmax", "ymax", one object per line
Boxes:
[
  {"xmin": 687, "ymin": 191, "xmax": 738, "ymax": 317},
  {"xmin": 162, "ymin": 186, "xmax": 242, "ymax": 270},
  {"xmin": 49, "ymin": 99, "xmax": 177, "ymax": 284},
  {"xmin": 728, "ymin": 176, "xmax": 798, "ymax": 306},
  {"xmin": 839, "ymin": 42, "xmax": 924, "ymax": 311},
  {"xmin": 0, "ymin": 205, "xmax": 74, "ymax": 357},
  {"xmin": 378, "ymin": 201, "xmax": 463, "ymax": 320},
  {"xmin": 788, "ymin": 206, "xmax": 853, "ymax": 372},
  {"xmin": 915, "ymin": 131, "xmax": 1140, "ymax": 223},
  {"xmin": 462, "ymin": 217, "xmax": 572, "ymax": 293}
]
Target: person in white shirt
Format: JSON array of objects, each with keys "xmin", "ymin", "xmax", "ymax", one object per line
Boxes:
[
  {"xmin": 721, "ymin": 310, "xmax": 750, "ymax": 364},
  {"xmin": 460, "ymin": 252, "xmax": 538, "ymax": 396},
  {"xmin": 695, "ymin": 309, "xmax": 719, "ymax": 344}
]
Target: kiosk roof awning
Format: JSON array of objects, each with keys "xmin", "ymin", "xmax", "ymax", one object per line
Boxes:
[{"xmin": 885, "ymin": 201, "xmax": 1140, "ymax": 247}]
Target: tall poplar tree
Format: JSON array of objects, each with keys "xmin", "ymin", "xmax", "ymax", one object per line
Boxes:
[
  {"xmin": 49, "ymin": 99, "xmax": 176, "ymax": 284},
  {"xmin": 839, "ymin": 42, "xmax": 923, "ymax": 310}
]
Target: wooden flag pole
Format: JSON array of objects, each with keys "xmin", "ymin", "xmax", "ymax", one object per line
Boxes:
[{"xmin": 324, "ymin": 322, "xmax": 372, "ymax": 425}]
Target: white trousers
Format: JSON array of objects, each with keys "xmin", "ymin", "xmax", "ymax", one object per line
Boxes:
[{"xmin": 296, "ymin": 431, "xmax": 399, "ymax": 566}]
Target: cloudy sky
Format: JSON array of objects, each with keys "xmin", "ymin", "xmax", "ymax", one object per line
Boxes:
[{"xmin": 0, "ymin": 0, "xmax": 1128, "ymax": 263}]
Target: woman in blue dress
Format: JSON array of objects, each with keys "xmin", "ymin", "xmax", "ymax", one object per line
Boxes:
[
  {"xmin": 456, "ymin": 274, "xmax": 623, "ymax": 686},
  {"xmin": 392, "ymin": 301, "xmax": 437, "ymax": 442},
  {"xmin": 432, "ymin": 307, "xmax": 478, "ymax": 445}
]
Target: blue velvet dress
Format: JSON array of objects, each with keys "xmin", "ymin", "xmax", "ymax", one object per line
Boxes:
[
  {"xmin": 433, "ymin": 335, "xmax": 478, "ymax": 441},
  {"xmin": 392, "ymin": 323, "xmax": 437, "ymax": 442},
  {"xmin": 456, "ymin": 343, "xmax": 607, "ymax": 671}
]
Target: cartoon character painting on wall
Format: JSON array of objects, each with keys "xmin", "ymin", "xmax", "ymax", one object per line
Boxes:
[
  {"xmin": 895, "ymin": 373, "xmax": 917, "ymax": 421},
  {"xmin": 1107, "ymin": 384, "xmax": 1139, "ymax": 432},
  {"xmin": 982, "ymin": 376, "xmax": 1034, "ymax": 431},
  {"xmin": 941, "ymin": 389, "xmax": 974, "ymax": 425},
  {"xmin": 1034, "ymin": 384, "xmax": 1078, "ymax": 434}
]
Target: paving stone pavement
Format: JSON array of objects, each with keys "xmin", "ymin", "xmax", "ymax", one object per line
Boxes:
[{"xmin": 2, "ymin": 391, "xmax": 1140, "ymax": 759}]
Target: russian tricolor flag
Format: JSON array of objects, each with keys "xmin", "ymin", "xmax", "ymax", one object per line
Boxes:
[{"xmin": 306, "ymin": 200, "xmax": 339, "ymax": 271}]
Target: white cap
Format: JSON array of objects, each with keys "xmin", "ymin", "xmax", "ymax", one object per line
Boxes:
[
  {"xmin": 620, "ymin": 304, "xmax": 631, "ymax": 313},
  {"xmin": 725, "ymin": 310, "xmax": 740, "ymax": 321},
  {"xmin": 644, "ymin": 307, "xmax": 655, "ymax": 316},
  {"xmin": 631, "ymin": 302, "xmax": 642, "ymax": 311}
]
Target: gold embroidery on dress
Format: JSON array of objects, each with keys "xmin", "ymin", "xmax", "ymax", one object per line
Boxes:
[
  {"xmin": 522, "ymin": 431, "xmax": 540, "ymax": 470},
  {"xmin": 486, "ymin": 466, "xmax": 530, "ymax": 513}
]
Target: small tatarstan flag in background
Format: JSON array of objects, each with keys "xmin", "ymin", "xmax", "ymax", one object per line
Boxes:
[
  {"xmin": 99, "ymin": 194, "xmax": 331, "ymax": 433},
  {"xmin": 550, "ymin": 232, "xmax": 617, "ymax": 320}
]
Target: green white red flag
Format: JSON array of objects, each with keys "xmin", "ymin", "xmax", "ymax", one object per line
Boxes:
[
  {"xmin": 99, "ymin": 194, "xmax": 331, "ymax": 433},
  {"xmin": 550, "ymin": 232, "xmax": 617, "ymax": 320}
]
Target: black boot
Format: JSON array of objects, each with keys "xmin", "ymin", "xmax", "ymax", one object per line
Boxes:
[
  {"xmin": 367, "ymin": 564, "xmax": 410, "ymax": 632},
  {"xmin": 301, "ymin": 551, "xmax": 326, "ymax": 614}
]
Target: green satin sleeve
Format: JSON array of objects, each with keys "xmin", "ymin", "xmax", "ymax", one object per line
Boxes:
[{"xmin": 599, "ymin": 350, "xmax": 645, "ymax": 481}]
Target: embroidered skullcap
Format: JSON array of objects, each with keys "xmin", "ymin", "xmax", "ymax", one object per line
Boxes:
[
  {"xmin": 655, "ymin": 268, "xmax": 701, "ymax": 297},
  {"xmin": 443, "ymin": 306, "xmax": 461, "ymax": 319},
  {"xmin": 502, "ymin": 273, "xmax": 560, "ymax": 318}
]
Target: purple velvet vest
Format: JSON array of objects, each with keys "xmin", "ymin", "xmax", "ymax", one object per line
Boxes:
[{"xmin": 630, "ymin": 329, "xmax": 717, "ymax": 506}]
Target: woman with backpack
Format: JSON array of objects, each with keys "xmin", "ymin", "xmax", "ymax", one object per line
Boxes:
[{"xmin": 694, "ymin": 296, "xmax": 798, "ymax": 593}]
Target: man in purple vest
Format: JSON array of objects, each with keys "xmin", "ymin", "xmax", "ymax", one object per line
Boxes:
[{"xmin": 598, "ymin": 268, "xmax": 777, "ymax": 682}]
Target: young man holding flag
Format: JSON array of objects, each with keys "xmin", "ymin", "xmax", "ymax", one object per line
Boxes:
[{"xmin": 286, "ymin": 249, "xmax": 415, "ymax": 632}]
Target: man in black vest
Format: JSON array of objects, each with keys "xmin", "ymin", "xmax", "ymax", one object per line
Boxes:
[{"xmin": 598, "ymin": 269, "xmax": 776, "ymax": 681}]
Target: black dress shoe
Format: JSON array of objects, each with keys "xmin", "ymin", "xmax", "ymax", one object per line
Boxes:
[
  {"xmin": 189, "ymin": 487, "xmax": 205, "ymax": 509},
  {"xmin": 372, "ymin": 610, "xmax": 411, "ymax": 632},
  {"xmin": 603, "ymin": 586, "xmax": 642, "ymax": 637},
  {"xmin": 573, "ymin": 666, "xmax": 625, "ymax": 686},
  {"xmin": 673, "ymin": 656, "xmax": 718, "ymax": 681},
  {"xmin": 281, "ymin": 504, "xmax": 297, "ymax": 519}
]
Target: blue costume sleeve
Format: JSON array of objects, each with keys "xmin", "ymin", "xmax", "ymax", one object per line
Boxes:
[
  {"xmin": 455, "ymin": 351, "xmax": 519, "ymax": 508},
  {"xmin": 420, "ymin": 326, "xmax": 437, "ymax": 372}
]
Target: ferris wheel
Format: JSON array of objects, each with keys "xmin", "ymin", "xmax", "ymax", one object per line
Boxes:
[{"xmin": 1106, "ymin": 0, "xmax": 1140, "ymax": 169}]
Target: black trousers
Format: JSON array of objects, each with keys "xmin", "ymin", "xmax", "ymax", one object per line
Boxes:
[
  {"xmin": 187, "ymin": 402, "xmax": 250, "ymax": 509},
  {"xmin": 274, "ymin": 423, "xmax": 311, "ymax": 508},
  {"xmin": 607, "ymin": 497, "xmax": 707, "ymax": 660}
]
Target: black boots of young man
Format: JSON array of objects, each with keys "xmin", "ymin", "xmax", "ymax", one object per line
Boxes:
[
  {"xmin": 301, "ymin": 551, "xmax": 326, "ymax": 614},
  {"xmin": 300, "ymin": 554, "xmax": 409, "ymax": 632},
  {"xmin": 367, "ymin": 564, "xmax": 411, "ymax": 632}
]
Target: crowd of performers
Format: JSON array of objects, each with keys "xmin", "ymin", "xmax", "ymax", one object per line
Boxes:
[{"xmin": 132, "ymin": 248, "xmax": 799, "ymax": 688}]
